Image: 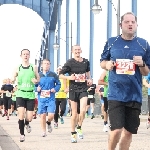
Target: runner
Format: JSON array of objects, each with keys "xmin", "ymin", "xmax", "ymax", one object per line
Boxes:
[
  {"xmin": 11, "ymin": 85, "xmax": 17, "ymax": 116},
  {"xmin": 143, "ymin": 73, "xmax": 150, "ymax": 128},
  {"xmin": 33, "ymin": 92, "xmax": 38, "ymax": 119},
  {"xmin": 98, "ymin": 70, "xmax": 109, "ymax": 132},
  {"xmin": 99, "ymin": 86, "xmax": 104, "ymax": 119},
  {"xmin": 1, "ymin": 78, "xmax": 14, "ymax": 120},
  {"xmin": 100, "ymin": 12, "xmax": 150, "ymax": 149},
  {"xmin": 11, "ymin": 49, "xmax": 40, "ymax": 142},
  {"xmin": 36, "ymin": 59, "xmax": 61, "ymax": 137},
  {"xmin": 54, "ymin": 66, "xmax": 69, "ymax": 128},
  {"xmin": 85, "ymin": 82, "xmax": 96, "ymax": 119},
  {"xmin": 59, "ymin": 45, "xmax": 92, "ymax": 143},
  {"xmin": 0, "ymin": 91, "xmax": 3, "ymax": 116}
]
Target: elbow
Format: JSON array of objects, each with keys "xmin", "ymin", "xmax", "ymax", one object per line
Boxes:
[{"xmin": 100, "ymin": 61, "xmax": 106, "ymax": 69}]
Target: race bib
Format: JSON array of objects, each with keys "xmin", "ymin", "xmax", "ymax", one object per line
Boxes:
[
  {"xmin": 88, "ymin": 95, "xmax": 93, "ymax": 98},
  {"xmin": 40, "ymin": 90, "xmax": 50, "ymax": 98},
  {"xmin": 75, "ymin": 73, "xmax": 86, "ymax": 82},
  {"xmin": 116, "ymin": 59, "xmax": 135, "ymax": 75},
  {"xmin": 6, "ymin": 91, "xmax": 11, "ymax": 97}
]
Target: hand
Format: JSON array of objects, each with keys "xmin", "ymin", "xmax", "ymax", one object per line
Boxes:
[
  {"xmin": 37, "ymin": 85, "xmax": 41, "ymax": 92},
  {"xmin": 31, "ymin": 78, "xmax": 38, "ymax": 84},
  {"xmin": 133, "ymin": 56, "xmax": 143, "ymax": 66},
  {"xmin": 68, "ymin": 74, "xmax": 76, "ymax": 80},
  {"xmin": 88, "ymin": 87, "xmax": 92, "ymax": 91},
  {"xmin": 146, "ymin": 84, "xmax": 150, "ymax": 88},
  {"xmin": 51, "ymin": 88, "xmax": 56, "ymax": 93},
  {"xmin": 87, "ymin": 79, "xmax": 92, "ymax": 86},
  {"xmin": 106, "ymin": 61, "xmax": 116, "ymax": 70},
  {"xmin": 64, "ymin": 88, "xmax": 69, "ymax": 93}
]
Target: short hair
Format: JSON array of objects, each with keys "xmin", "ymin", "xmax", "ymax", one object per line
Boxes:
[
  {"xmin": 120, "ymin": 12, "xmax": 137, "ymax": 23},
  {"xmin": 42, "ymin": 59, "xmax": 51, "ymax": 64},
  {"xmin": 21, "ymin": 49, "xmax": 30, "ymax": 55},
  {"xmin": 71, "ymin": 44, "xmax": 81, "ymax": 51}
]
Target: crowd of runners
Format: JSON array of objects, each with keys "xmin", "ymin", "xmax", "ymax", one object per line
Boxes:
[{"xmin": 1, "ymin": 12, "xmax": 150, "ymax": 150}]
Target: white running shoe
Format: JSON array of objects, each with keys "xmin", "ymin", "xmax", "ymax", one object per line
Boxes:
[
  {"xmin": 25, "ymin": 124, "xmax": 32, "ymax": 133},
  {"xmin": 103, "ymin": 124, "xmax": 109, "ymax": 132},
  {"xmin": 47, "ymin": 124, "xmax": 52, "ymax": 133},
  {"xmin": 41, "ymin": 132, "xmax": 47, "ymax": 137},
  {"xmin": 20, "ymin": 135, "xmax": 25, "ymax": 142}
]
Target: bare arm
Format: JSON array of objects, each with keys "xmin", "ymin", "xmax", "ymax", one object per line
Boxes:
[
  {"xmin": 139, "ymin": 66, "xmax": 150, "ymax": 76},
  {"xmin": 11, "ymin": 67, "xmax": 18, "ymax": 83},
  {"xmin": 143, "ymin": 78, "xmax": 150, "ymax": 88},
  {"xmin": 100, "ymin": 60, "xmax": 108, "ymax": 70},
  {"xmin": 86, "ymin": 71, "xmax": 92, "ymax": 79},
  {"xmin": 98, "ymin": 70, "xmax": 108, "ymax": 85},
  {"xmin": 34, "ymin": 65, "xmax": 40, "ymax": 83}
]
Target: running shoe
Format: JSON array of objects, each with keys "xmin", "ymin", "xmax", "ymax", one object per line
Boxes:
[
  {"xmin": 103, "ymin": 124, "xmax": 109, "ymax": 132},
  {"xmin": 41, "ymin": 132, "xmax": 47, "ymax": 137},
  {"xmin": 33, "ymin": 114, "xmax": 37, "ymax": 119},
  {"xmin": 67, "ymin": 113, "xmax": 71, "ymax": 117},
  {"xmin": 20, "ymin": 135, "xmax": 25, "ymax": 142},
  {"xmin": 85, "ymin": 113, "xmax": 88, "ymax": 118},
  {"xmin": 76, "ymin": 128, "xmax": 83, "ymax": 139},
  {"xmin": 101, "ymin": 114, "xmax": 104, "ymax": 119},
  {"xmin": 146, "ymin": 120, "xmax": 150, "ymax": 129},
  {"xmin": 7, "ymin": 116, "xmax": 9, "ymax": 120},
  {"xmin": 91, "ymin": 114, "xmax": 95, "ymax": 119},
  {"xmin": 47, "ymin": 122, "xmax": 52, "ymax": 133},
  {"xmin": 60, "ymin": 117, "xmax": 64, "ymax": 124},
  {"xmin": 71, "ymin": 134, "xmax": 77, "ymax": 143},
  {"xmin": 25, "ymin": 124, "xmax": 32, "ymax": 133},
  {"xmin": 54, "ymin": 122, "xmax": 58, "ymax": 129}
]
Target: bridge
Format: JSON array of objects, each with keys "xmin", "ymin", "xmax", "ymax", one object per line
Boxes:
[{"xmin": 0, "ymin": 0, "xmax": 137, "ymax": 76}]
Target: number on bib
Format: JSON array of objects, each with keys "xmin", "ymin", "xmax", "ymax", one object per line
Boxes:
[
  {"xmin": 116, "ymin": 59, "xmax": 135, "ymax": 75},
  {"xmin": 40, "ymin": 90, "xmax": 50, "ymax": 98},
  {"xmin": 75, "ymin": 73, "xmax": 86, "ymax": 82}
]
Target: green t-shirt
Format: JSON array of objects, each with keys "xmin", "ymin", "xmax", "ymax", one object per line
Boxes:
[
  {"xmin": 16, "ymin": 64, "xmax": 35, "ymax": 99},
  {"xmin": 103, "ymin": 71, "xmax": 109, "ymax": 97},
  {"xmin": 12, "ymin": 91, "xmax": 16, "ymax": 101}
]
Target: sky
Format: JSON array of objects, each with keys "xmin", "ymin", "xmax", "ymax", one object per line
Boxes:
[
  {"xmin": 0, "ymin": 4, "xmax": 44, "ymax": 85},
  {"xmin": 0, "ymin": 0, "xmax": 150, "ymax": 85}
]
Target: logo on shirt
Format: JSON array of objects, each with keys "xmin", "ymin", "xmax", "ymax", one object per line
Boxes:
[{"xmin": 124, "ymin": 45, "xmax": 129, "ymax": 48}]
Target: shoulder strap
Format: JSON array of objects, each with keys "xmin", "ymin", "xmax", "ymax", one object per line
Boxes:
[
  {"xmin": 18, "ymin": 65, "xmax": 22, "ymax": 71},
  {"xmin": 30, "ymin": 64, "xmax": 34, "ymax": 71}
]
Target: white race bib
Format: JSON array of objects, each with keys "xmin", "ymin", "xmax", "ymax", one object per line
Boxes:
[
  {"xmin": 40, "ymin": 90, "xmax": 50, "ymax": 98},
  {"xmin": 6, "ymin": 91, "xmax": 11, "ymax": 97},
  {"xmin": 116, "ymin": 59, "xmax": 135, "ymax": 75},
  {"xmin": 75, "ymin": 73, "xmax": 86, "ymax": 82},
  {"xmin": 88, "ymin": 95, "xmax": 93, "ymax": 98}
]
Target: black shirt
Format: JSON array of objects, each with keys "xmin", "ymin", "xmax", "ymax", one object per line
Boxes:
[
  {"xmin": 1, "ymin": 84, "xmax": 14, "ymax": 98},
  {"xmin": 59, "ymin": 58, "xmax": 90, "ymax": 92}
]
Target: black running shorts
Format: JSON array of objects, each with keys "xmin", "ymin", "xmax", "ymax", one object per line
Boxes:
[
  {"xmin": 69, "ymin": 90, "xmax": 88, "ymax": 114},
  {"xmin": 108, "ymin": 100, "xmax": 141, "ymax": 134},
  {"xmin": 87, "ymin": 98, "xmax": 95, "ymax": 105},
  {"xmin": 16, "ymin": 97, "xmax": 34, "ymax": 111}
]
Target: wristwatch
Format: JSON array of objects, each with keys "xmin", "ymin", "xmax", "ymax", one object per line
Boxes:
[{"xmin": 139, "ymin": 61, "xmax": 145, "ymax": 67}]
